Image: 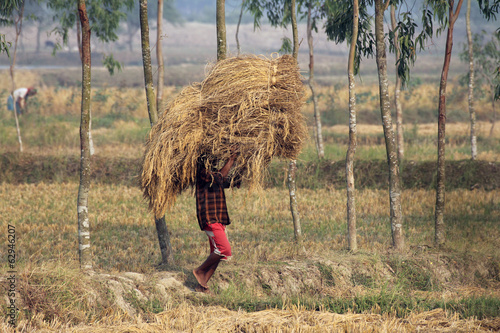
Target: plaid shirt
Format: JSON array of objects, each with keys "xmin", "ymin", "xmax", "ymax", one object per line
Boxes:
[{"xmin": 195, "ymin": 166, "xmax": 231, "ymax": 230}]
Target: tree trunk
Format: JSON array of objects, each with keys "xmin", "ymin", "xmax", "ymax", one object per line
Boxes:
[
  {"xmin": 156, "ymin": 0, "xmax": 164, "ymax": 111},
  {"xmin": 76, "ymin": 11, "xmax": 92, "ymax": 156},
  {"xmin": 375, "ymin": 0, "xmax": 404, "ymax": 251},
  {"xmin": 10, "ymin": 1, "xmax": 24, "ymax": 153},
  {"xmin": 390, "ymin": 5, "xmax": 404, "ymax": 161},
  {"xmin": 307, "ymin": 2, "xmax": 324, "ymax": 159},
  {"xmin": 140, "ymin": 0, "xmax": 158, "ymax": 126},
  {"xmin": 291, "ymin": 0, "xmax": 298, "ymax": 61},
  {"xmin": 466, "ymin": 0, "xmax": 477, "ymax": 160},
  {"xmin": 435, "ymin": 0, "xmax": 463, "ymax": 246},
  {"xmin": 36, "ymin": 23, "xmax": 41, "ymax": 54},
  {"xmin": 346, "ymin": 0, "xmax": 359, "ymax": 252},
  {"xmin": 140, "ymin": 0, "xmax": 174, "ymax": 265},
  {"xmin": 236, "ymin": 0, "xmax": 244, "ymax": 55},
  {"xmin": 76, "ymin": 14, "xmax": 82, "ymax": 62},
  {"xmin": 77, "ymin": 0, "xmax": 92, "ymax": 271},
  {"xmin": 216, "ymin": 0, "xmax": 226, "ymax": 61},
  {"xmin": 288, "ymin": 161, "xmax": 302, "ymax": 242},
  {"xmin": 13, "ymin": 110, "xmax": 23, "ymax": 153},
  {"xmin": 288, "ymin": 0, "xmax": 302, "ymax": 244},
  {"xmin": 490, "ymin": 92, "xmax": 496, "ymax": 137}
]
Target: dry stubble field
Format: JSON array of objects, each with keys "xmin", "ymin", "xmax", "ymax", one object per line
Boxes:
[{"xmin": 1, "ymin": 64, "xmax": 500, "ymax": 331}]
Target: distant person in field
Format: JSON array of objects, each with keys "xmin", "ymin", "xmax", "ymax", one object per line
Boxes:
[
  {"xmin": 193, "ymin": 148, "xmax": 240, "ymax": 294},
  {"xmin": 7, "ymin": 87, "xmax": 37, "ymax": 115}
]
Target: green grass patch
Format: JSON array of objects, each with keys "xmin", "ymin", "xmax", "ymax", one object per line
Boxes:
[
  {"xmin": 196, "ymin": 288, "xmax": 500, "ymax": 319},
  {"xmin": 385, "ymin": 257, "xmax": 438, "ymax": 291},
  {"xmin": 433, "ymin": 297, "xmax": 500, "ymax": 320}
]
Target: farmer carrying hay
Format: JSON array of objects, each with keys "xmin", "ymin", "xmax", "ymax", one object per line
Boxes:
[{"xmin": 141, "ymin": 54, "xmax": 307, "ymax": 293}]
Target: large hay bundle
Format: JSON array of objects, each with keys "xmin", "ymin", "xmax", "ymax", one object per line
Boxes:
[{"xmin": 141, "ymin": 54, "xmax": 307, "ymax": 218}]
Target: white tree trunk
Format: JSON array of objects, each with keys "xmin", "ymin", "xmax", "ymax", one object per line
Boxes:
[
  {"xmin": 77, "ymin": 0, "xmax": 92, "ymax": 270},
  {"xmin": 307, "ymin": 3, "xmax": 324, "ymax": 159},
  {"xmin": 13, "ymin": 109, "xmax": 23, "ymax": 153},
  {"xmin": 288, "ymin": 160, "xmax": 302, "ymax": 242},
  {"xmin": 375, "ymin": 0, "xmax": 404, "ymax": 251},
  {"xmin": 466, "ymin": 0, "xmax": 477, "ymax": 160},
  {"xmin": 288, "ymin": 0, "xmax": 302, "ymax": 244},
  {"xmin": 346, "ymin": 0, "xmax": 359, "ymax": 252}
]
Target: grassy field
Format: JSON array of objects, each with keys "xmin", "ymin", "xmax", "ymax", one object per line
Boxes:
[
  {"xmin": 1, "ymin": 69, "xmax": 499, "ymax": 331},
  {"xmin": 0, "ymin": 183, "xmax": 499, "ymax": 331}
]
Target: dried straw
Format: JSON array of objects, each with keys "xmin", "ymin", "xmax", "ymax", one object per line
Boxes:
[
  {"xmin": 62, "ymin": 305, "xmax": 490, "ymax": 332},
  {"xmin": 141, "ymin": 54, "xmax": 307, "ymax": 218}
]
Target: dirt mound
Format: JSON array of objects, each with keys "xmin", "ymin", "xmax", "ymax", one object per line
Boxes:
[{"xmin": 3, "ymin": 254, "xmax": 499, "ymax": 332}]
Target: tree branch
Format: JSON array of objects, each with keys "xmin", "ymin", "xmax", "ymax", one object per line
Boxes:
[
  {"xmin": 383, "ymin": 0, "xmax": 391, "ymax": 12},
  {"xmin": 452, "ymin": 0, "xmax": 464, "ymax": 24}
]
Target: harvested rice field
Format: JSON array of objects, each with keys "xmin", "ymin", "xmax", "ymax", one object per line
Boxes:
[
  {"xmin": 0, "ymin": 181, "xmax": 499, "ymax": 331},
  {"xmin": 1, "ymin": 19, "xmax": 499, "ymax": 330}
]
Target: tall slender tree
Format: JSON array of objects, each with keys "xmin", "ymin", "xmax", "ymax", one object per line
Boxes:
[
  {"xmin": 473, "ymin": 31, "xmax": 500, "ymax": 136},
  {"xmin": 5, "ymin": 0, "xmax": 25, "ymax": 153},
  {"xmin": 466, "ymin": 0, "xmax": 477, "ymax": 160},
  {"xmin": 244, "ymin": 0, "xmax": 304, "ymax": 244},
  {"xmin": 1, "ymin": 0, "xmax": 22, "ymax": 55},
  {"xmin": 301, "ymin": 0, "xmax": 324, "ymax": 159},
  {"xmin": 48, "ymin": 0, "xmax": 134, "ymax": 269},
  {"xmin": 324, "ymin": 0, "xmax": 376, "ymax": 251},
  {"xmin": 374, "ymin": 0, "xmax": 404, "ymax": 251},
  {"xmin": 156, "ymin": 0, "xmax": 165, "ymax": 111},
  {"xmin": 217, "ymin": 0, "xmax": 227, "ymax": 61},
  {"xmin": 460, "ymin": 5, "xmax": 499, "ymax": 138},
  {"xmin": 434, "ymin": 0, "xmax": 464, "ymax": 246},
  {"xmin": 325, "ymin": 0, "xmax": 406, "ymax": 251},
  {"xmin": 124, "ymin": 1, "xmax": 180, "ymax": 52},
  {"xmin": 140, "ymin": 0, "xmax": 174, "ymax": 264},
  {"xmin": 77, "ymin": 0, "xmax": 92, "ymax": 270},
  {"xmin": 288, "ymin": 0, "xmax": 303, "ymax": 244},
  {"xmin": 346, "ymin": 0, "xmax": 359, "ymax": 252},
  {"xmin": 388, "ymin": 0, "xmax": 498, "ymax": 245},
  {"xmin": 390, "ymin": 4, "xmax": 404, "ymax": 161},
  {"xmin": 236, "ymin": 0, "xmax": 245, "ymax": 55}
]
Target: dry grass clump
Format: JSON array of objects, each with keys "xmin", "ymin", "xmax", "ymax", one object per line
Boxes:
[
  {"xmin": 10, "ymin": 303, "xmax": 492, "ymax": 332},
  {"xmin": 141, "ymin": 55, "xmax": 307, "ymax": 218},
  {"xmin": 0, "ymin": 261, "xmax": 114, "ymax": 330}
]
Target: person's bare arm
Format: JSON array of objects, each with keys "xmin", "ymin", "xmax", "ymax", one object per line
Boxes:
[{"xmin": 219, "ymin": 153, "xmax": 237, "ymax": 178}]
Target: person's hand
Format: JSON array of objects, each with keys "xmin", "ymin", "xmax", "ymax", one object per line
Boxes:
[{"xmin": 229, "ymin": 144, "xmax": 240, "ymax": 159}]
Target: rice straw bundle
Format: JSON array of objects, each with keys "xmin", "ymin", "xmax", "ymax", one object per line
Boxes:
[{"xmin": 141, "ymin": 54, "xmax": 307, "ymax": 218}]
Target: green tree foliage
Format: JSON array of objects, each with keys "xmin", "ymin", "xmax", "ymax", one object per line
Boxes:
[
  {"xmin": 297, "ymin": 0, "xmax": 322, "ymax": 31},
  {"xmin": 102, "ymin": 53, "xmax": 122, "ymax": 75},
  {"xmin": 389, "ymin": 11, "xmax": 419, "ymax": 85},
  {"xmin": 477, "ymin": 0, "xmax": 500, "ymax": 19},
  {"xmin": 47, "ymin": 0, "xmax": 134, "ymax": 75},
  {"xmin": 0, "ymin": 0, "xmax": 23, "ymax": 57},
  {"xmin": 244, "ymin": 0, "xmax": 300, "ymax": 53},
  {"xmin": 245, "ymin": 0, "xmax": 293, "ymax": 28},
  {"xmin": 323, "ymin": 0, "xmax": 375, "ymax": 75},
  {"xmin": 0, "ymin": 0, "xmax": 22, "ymax": 25},
  {"xmin": 0, "ymin": 34, "xmax": 11, "ymax": 57},
  {"xmin": 460, "ymin": 30, "xmax": 500, "ymax": 99},
  {"xmin": 47, "ymin": 0, "xmax": 134, "ymax": 45}
]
